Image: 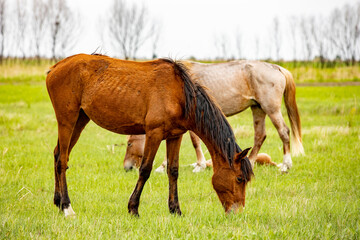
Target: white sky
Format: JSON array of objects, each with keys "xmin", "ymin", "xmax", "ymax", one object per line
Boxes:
[{"xmin": 67, "ymin": 0, "xmax": 356, "ymax": 60}]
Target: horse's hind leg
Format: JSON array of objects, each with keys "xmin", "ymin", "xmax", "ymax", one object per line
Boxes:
[
  {"xmin": 248, "ymin": 106, "xmax": 267, "ymax": 167},
  {"xmin": 68, "ymin": 109, "xmax": 90, "ymax": 154},
  {"xmin": 53, "ymin": 107, "xmax": 88, "ymax": 217},
  {"xmin": 166, "ymin": 135, "xmax": 183, "ymax": 215},
  {"xmin": 53, "ymin": 110, "xmax": 89, "ymax": 212},
  {"xmin": 53, "ymin": 140, "xmax": 61, "ymax": 208},
  {"xmin": 190, "ymin": 131, "xmax": 207, "ymax": 172},
  {"xmin": 267, "ymin": 110, "xmax": 291, "ymax": 173},
  {"xmin": 128, "ymin": 129, "xmax": 163, "ymax": 216}
]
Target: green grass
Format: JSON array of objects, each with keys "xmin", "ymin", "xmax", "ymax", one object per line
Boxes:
[{"xmin": 1, "ymin": 78, "xmax": 359, "ymax": 239}]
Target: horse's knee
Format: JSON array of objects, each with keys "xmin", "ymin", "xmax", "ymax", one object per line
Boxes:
[
  {"xmin": 168, "ymin": 167, "xmax": 179, "ymax": 179},
  {"xmin": 139, "ymin": 166, "xmax": 152, "ymax": 180}
]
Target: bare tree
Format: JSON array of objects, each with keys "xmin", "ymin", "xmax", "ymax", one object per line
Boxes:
[
  {"xmin": 48, "ymin": 0, "xmax": 80, "ymax": 61},
  {"xmin": 289, "ymin": 16, "xmax": 298, "ymax": 64},
  {"xmin": 329, "ymin": 2, "xmax": 360, "ymax": 65},
  {"xmin": 31, "ymin": 0, "xmax": 48, "ymax": 62},
  {"xmin": 107, "ymin": 0, "xmax": 155, "ymax": 60},
  {"xmin": 151, "ymin": 22, "xmax": 162, "ymax": 59},
  {"xmin": 214, "ymin": 33, "xmax": 231, "ymax": 60},
  {"xmin": 272, "ymin": 16, "xmax": 282, "ymax": 61},
  {"xmin": 299, "ymin": 16, "xmax": 314, "ymax": 61},
  {"xmin": 235, "ymin": 29, "xmax": 242, "ymax": 59},
  {"xmin": 0, "ymin": 0, "xmax": 7, "ymax": 63},
  {"xmin": 15, "ymin": 0, "xmax": 29, "ymax": 59},
  {"xmin": 310, "ymin": 16, "xmax": 330, "ymax": 67},
  {"xmin": 254, "ymin": 36, "xmax": 260, "ymax": 60}
]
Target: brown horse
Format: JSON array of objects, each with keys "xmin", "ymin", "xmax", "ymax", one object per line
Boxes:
[
  {"xmin": 124, "ymin": 60, "xmax": 304, "ymax": 173},
  {"xmin": 46, "ymin": 54, "xmax": 253, "ymax": 217}
]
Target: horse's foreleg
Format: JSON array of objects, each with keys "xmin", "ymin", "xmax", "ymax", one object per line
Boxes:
[
  {"xmin": 267, "ymin": 110, "xmax": 291, "ymax": 173},
  {"xmin": 166, "ymin": 135, "xmax": 183, "ymax": 215},
  {"xmin": 128, "ymin": 130, "xmax": 163, "ymax": 216},
  {"xmin": 248, "ymin": 106, "xmax": 267, "ymax": 167},
  {"xmin": 189, "ymin": 131, "xmax": 207, "ymax": 172}
]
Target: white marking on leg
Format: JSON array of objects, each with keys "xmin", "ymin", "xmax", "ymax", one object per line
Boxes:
[
  {"xmin": 64, "ymin": 204, "xmax": 76, "ymax": 218},
  {"xmin": 192, "ymin": 158, "xmax": 207, "ymax": 173},
  {"xmin": 280, "ymin": 153, "xmax": 292, "ymax": 173},
  {"xmin": 155, "ymin": 163, "xmax": 166, "ymax": 173}
]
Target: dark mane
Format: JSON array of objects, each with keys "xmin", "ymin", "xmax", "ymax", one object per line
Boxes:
[
  {"xmin": 192, "ymin": 83, "xmax": 240, "ymax": 165},
  {"xmin": 161, "ymin": 59, "xmax": 252, "ymax": 177}
]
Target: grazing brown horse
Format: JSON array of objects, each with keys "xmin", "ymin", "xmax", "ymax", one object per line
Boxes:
[
  {"xmin": 124, "ymin": 60, "xmax": 304, "ymax": 173},
  {"xmin": 46, "ymin": 54, "xmax": 253, "ymax": 217}
]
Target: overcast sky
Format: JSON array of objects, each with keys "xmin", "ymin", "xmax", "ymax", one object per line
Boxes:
[{"xmin": 67, "ymin": 0, "xmax": 356, "ymax": 60}]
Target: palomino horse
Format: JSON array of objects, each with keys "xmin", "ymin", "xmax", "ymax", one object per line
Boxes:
[
  {"xmin": 124, "ymin": 60, "xmax": 304, "ymax": 173},
  {"xmin": 46, "ymin": 54, "xmax": 253, "ymax": 217}
]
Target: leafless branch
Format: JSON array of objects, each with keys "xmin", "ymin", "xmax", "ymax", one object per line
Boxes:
[{"xmin": 107, "ymin": 0, "xmax": 155, "ymax": 60}]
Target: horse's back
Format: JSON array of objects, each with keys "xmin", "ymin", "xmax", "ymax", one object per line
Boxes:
[{"xmin": 187, "ymin": 60, "xmax": 287, "ymax": 115}]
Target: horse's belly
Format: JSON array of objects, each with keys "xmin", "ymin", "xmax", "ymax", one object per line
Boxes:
[
  {"xmin": 81, "ymin": 94, "xmax": 147, "ymax": 135},
  {"xmin": 85, "ymin": 109, "xmax": 146, "ymax": 134},
  {"xmin": 213, "ymin": 92, "xmax": 253, "ymax": 116}
]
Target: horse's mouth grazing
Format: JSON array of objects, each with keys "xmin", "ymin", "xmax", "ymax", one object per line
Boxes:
[{"xmin": 225, "ymin": 203, "xmax": 244, "ymax": 214}]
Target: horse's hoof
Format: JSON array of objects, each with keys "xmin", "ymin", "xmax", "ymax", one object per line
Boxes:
[
  {"xmin": 193, "ymin": 165, "xmax": 205, "ymax": 172},
  {"xmin": 170, "ymin": 209, "xmax": 182, "ymax": 216},
  {"xmin": 190, "ymin": 162, "xmax": 197, "ymax": 168},
  {"xmin": 128, "ymin": 209, "xmax": 140, "ymax": 217},
  {"xmin": 155, "ymin": 165, "xmax": 165, "ymax": 173},
  {"xmin": 192, "ymin": 160, "xmax": 207, "ymax": 173},
  {"xmin": 64, "ymin": 204, "xmax": 76, "ymax": 218},
  {"xmin": 278, "ymin": 163, "xmax": 290, "ymax": 173}
]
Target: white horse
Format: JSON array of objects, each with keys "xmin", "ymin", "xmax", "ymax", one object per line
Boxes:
[{"xmin": 124, "ymin": 60, "xmax": 304, "ymax": 173}]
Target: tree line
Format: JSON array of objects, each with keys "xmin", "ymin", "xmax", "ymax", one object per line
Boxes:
[
  {"xmin": 0, "ymin": 0, "xmax": 359, "ymax": 65},
  {"xmin": 214, "ymin": 2, "xmax": 360, "ymax": 66}
]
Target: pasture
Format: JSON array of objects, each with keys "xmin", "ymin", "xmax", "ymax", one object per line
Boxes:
[{"xmin": 0, "ymin": 64, "xmax": 359, "ymax": 239}]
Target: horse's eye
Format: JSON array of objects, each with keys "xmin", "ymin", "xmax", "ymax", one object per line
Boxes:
[
  {"xmin": 236, "ymin": 177, "xmax": 244, "ymax": 183},
  {"xmin": 127, "ymin": 143, "xmax": 132, "ymax": 147}
]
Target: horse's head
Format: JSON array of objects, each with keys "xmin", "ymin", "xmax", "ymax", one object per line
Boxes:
[
  {"xmin": 123, "ymin": 135, "xmax": 145, "ymax": 171},
  {"xmin": 211, "ymin": 147, "xmax": 253, "ymax": 214}
]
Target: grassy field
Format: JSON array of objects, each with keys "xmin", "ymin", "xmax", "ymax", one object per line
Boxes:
[{"xmin": 0, "ymin": 64, "xmax": 360, "ymax": 239}]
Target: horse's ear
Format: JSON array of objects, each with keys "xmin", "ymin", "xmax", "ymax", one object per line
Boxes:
[{"xmin": 235, "ymin": 147, "xmax": 251, "ymax": 162}]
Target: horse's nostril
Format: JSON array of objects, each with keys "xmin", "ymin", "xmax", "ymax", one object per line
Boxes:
[{"xmin": 124, "ymin": 166, "xmax": 133, "ymax": 172}]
